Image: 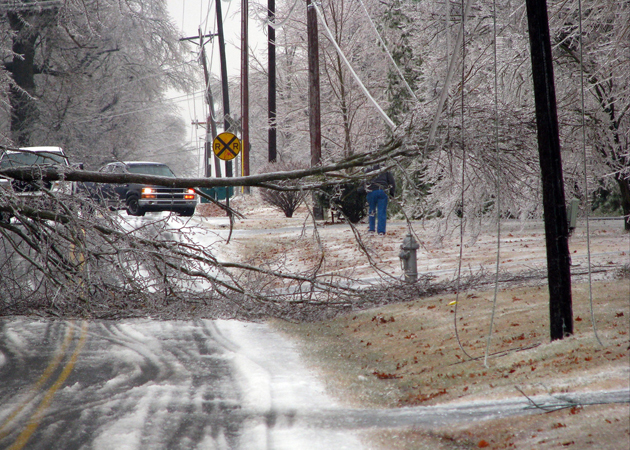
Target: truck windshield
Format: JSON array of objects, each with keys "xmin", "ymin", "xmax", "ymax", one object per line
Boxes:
[
  {"xmin": 0, "ymin": 152, "xmax": 66, "ymax": 168},
  {"xmin": 127, "ymin": 165, "xmax": 175, "ymax": 177}
]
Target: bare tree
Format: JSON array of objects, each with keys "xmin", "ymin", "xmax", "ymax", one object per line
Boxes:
[
  {"xmin": 0, "ymin": 140, "xmax": 411, "ymax": 319},
  {"xmin": 258, "ymin": 160, "xmax": 308, "ymax": 218},
  {"xmin": 550, "ymin": 0, "xmax": 630, "ymax": 229},
  {"xmin": 0, "ymin": 0, "xmax": 196, "ymax": 169},
  {"xmin": 388, "ymin": 0, "xmax": 628, "ymax": 236},
  {"xmin": 248, "ymin": 0, "xmax": 393, "ymax": 167}
]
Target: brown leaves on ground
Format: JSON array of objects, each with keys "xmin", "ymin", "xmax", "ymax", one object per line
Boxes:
[
  {"xmin": 373, "ymin": 370, "xmax": 402, "ymax": 380},
  {"xmin": 275, "ymin": 278, "xmax": 629, "ymax": 449}
]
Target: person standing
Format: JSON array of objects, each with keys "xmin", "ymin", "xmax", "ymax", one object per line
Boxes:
[{"xmin": 364, "ymin": 165, "xmax": 395, "ymax": 235}]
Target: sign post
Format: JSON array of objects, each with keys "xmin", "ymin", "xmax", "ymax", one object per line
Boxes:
[{"xmin": 212, "ymin": 132, "xmax": 240, "ymax": 203}]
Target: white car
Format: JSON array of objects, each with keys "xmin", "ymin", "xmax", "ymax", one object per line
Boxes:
[
  {"xmin": 0, "ymin": 146, "xmax": 72, "ymax": 194},
  {"xmin": 0, "ymin": 146, "xmax": 72, "ymax": 221}
]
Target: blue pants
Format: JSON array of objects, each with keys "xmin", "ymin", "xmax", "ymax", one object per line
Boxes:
[{"xmin": 367, "ymin": 189, "xmax": 388, "ymax": 234}]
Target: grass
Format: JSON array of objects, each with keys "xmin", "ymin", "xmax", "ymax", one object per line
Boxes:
[{"xmin": 272, "ymin": 279, "xmax": 630, "ymax": 449}]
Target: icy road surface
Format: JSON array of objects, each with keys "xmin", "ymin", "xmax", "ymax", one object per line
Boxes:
[
  {"xmin": 0, "ymin": 318, "xmax": 363, "ymax": 450},
  {"xmin": 1, "ymin": 318, "xmax": 628, "ymax": 450}
]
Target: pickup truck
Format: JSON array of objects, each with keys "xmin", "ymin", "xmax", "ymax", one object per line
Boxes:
[{"xmin": 84, "ymin": 161, "xmax": 197, "ymax": 217}]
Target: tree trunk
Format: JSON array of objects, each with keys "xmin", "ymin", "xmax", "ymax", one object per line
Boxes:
[
  {"xmin": 8, "ymin": 11, "xmax": 39, "ymax": 146},
  {"xmin": 616, "ymin": 174, "xmax": 630, "ymax": 231}
]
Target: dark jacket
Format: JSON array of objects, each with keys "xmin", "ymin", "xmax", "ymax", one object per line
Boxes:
[{"xmin": 365, "ymin": 166, "xmax": 395, "ymax": 197}]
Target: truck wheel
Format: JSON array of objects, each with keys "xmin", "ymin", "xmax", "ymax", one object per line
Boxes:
[
  {"xmin": 126, "ymin": 196, "xmax": 145, "ymax": 216},
  {"xmin": 179, "ymin": 208, "xmax": 195, "ymax": 217}
]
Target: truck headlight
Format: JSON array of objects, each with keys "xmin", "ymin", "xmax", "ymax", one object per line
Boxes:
[{"xmin": 141, "ymin": 187, "xmax": 156, "ymax": 199}]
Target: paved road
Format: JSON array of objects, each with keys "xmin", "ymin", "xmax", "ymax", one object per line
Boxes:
[
  {"xmin": 0, "ymin": 318, "xmax": 363, "ymax": 450},
  {"xmin": 1, "ymin": 318, "xmax": 628, "ymax": 450}
]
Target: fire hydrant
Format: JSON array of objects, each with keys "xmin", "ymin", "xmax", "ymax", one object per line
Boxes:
[{"xmin": 399, "ymin": 233, "xmax": 420, "ymax": 283}]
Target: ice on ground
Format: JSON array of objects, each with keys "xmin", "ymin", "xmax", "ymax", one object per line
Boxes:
[{"xmin": 212, "ymin": 320, "xmax": 365, "ymax": 450}]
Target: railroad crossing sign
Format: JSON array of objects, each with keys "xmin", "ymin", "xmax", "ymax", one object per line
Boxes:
[{"xmin": 213, "ymin": 132, "xmax": 241, "ymax": 161}]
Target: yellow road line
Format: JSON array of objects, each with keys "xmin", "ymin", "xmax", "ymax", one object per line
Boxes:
[
  {"xmin": 8, "ymin": 320, "xmax": 89, "ymax": 450},
  {"xmin": 0, "ymin": 321, "xmax": 75, "ymax": 438}
]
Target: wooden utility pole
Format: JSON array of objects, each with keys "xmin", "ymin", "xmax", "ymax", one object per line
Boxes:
[
  {"xmin": 199, "ymin": 30, "xmax": 221, "ymax": 178},
  {"xmin": 526, "ymin": 0, "xmax": 573, "ymax": 340},
  {"xmin": 216, "ymin": 0, "xmax": 233, "ymax": 179},
  {"xmin": 268, "ymin": 0, "xmax": 277, "ymax": 163},
  {"xmin": 307, "ymin": 0, "xmax": 323, "ymax": 219},
  {"xmin": 306, "ymin": 0, "xmax": 321, "ymax": 167},
  {"xmin": 241, "ymin": 0, "xmax": 250, "ymax": 193},
  {"xmin": 180, "ymin": 30, "xmax": 220, "ymax": 178}
]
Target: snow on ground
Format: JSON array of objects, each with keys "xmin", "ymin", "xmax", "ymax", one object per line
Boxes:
[{"xmin": 213, "ymin": 319, "xmax": 365, "ymax": 450}]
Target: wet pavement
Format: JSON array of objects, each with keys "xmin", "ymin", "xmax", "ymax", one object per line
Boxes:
[
  {"xmin": 0, "ymin": 318, "xmax": 363, "ymax": 450},
  {"xmin": 1, "ymin": 318, "xmax": 628, "ymax": 450}
]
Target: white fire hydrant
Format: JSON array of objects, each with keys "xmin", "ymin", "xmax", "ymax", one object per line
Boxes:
[{"xmin": 399, "ymin": 233, "xmax": 420, "ymax": 283}]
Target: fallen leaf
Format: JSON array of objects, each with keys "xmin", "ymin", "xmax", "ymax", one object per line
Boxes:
[
  {"xmin": 478, "ymin": 440, "xmax": 490, "ymax": 448},
  {"xmin": 373, "ymin": 370, "xmax": 401, "ymax": 380}
]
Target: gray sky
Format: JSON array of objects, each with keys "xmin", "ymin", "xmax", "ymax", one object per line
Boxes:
[
  {"xmin": 165, "ymin": 0, "xmax": 269, "ymax": 175},
  {"xmin": 167, "ymin": 0, "xmax": 266, "ymax": 162}
]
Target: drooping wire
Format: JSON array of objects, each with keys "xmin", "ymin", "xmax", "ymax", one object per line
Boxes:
[
  {"xmin": 264, "ymin": 0, "xmax": 299, "ymax": 30},
  {"xmin": 453, "ymin": 0, "xmax": 475, "ymax": 361},
  {"xmin": 424, "ymin": 0, "xmax": 476, "ymax": 153},
  {"xmin": 201, "ymin": 0, "xmax": 215, "ymax": 36},
  {"xmin": 484, "ymin": 0, "xmax": 503, "ymax": 368},
  {"xmin": 311, "ymin": 1, "xmax": 395, "ymax": 129},
  {"xmin": 578, "ymin": 0, "xmax": 603, "ymax": 346},
  {"xmin": 357, "ymin": 0, "xmax": 419, "ymax": 104}
]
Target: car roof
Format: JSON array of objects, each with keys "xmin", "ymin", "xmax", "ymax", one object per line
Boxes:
[
  {"xmin": 104, "ymin": 161, "xmax": 167, "ymax": 167},
  {"xmin": 123, "ymin": 161, "xmax": 168, "ymax": 166},
  {"xmin": 4, "ymin": 146, "xmax": 66, "ymax": 154}
]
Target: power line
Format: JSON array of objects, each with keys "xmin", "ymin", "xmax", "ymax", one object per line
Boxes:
[
  {"xmin": 311, "ymin": 2, "xmax": 395, "ymax": 129},
  {"xmin": 264, "ymin": 0, "xmax": 299, "ymax": 30},
  {"xmin": 70, "ymin": 91, "xmax": 205, "ymax": 124},
  {"xmin": 424, "ymin": 0, "xmax": 476, "ymax": 153},
  {"xmin": 357, "ymin": 0, "xmax": 419, "ymax": 103}
]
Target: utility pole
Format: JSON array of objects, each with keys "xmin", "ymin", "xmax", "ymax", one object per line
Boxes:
[
  {"xmin": 199, "ymin": 30, "xmax": 221, "ymax": 179},
  {"xmin": 216, "ymin": 0, "xmax": 233, "ymax": 179},
  {"xmin": 241, "ymin": 0, "xmax": 250, "ymax": 193},
  {"xmin": 526, "ymin": 0, "xmax": 573, "ymax": 340},
  {"xmin": 307, "ymin": 0, "xmax": 323, "ymax": 219},
  {"xmin": 180, "ymin": 30, "xmax": 220, "ymax": 178},
  {"xmin": 268, "ymin": 0, "xmax": 277, "ymax": 163},
  {"xmin": 306, "ymin": 0, "xmax": 321, "ymax": 167}
]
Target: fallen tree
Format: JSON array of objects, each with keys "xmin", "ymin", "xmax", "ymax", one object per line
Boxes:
[{"xmin": 0, "ymin": 142, "xmax": 413, "ymax": 320}]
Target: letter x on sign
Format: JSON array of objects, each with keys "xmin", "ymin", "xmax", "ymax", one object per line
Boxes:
[{"xmin": 213, "ymin": 132, "xmax": 241, "ymax": 161}]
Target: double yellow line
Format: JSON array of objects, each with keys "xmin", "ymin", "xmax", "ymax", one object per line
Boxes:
[{"xmin": 0, "ymin": 320, "xmax": 89, "ymax": 450}]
